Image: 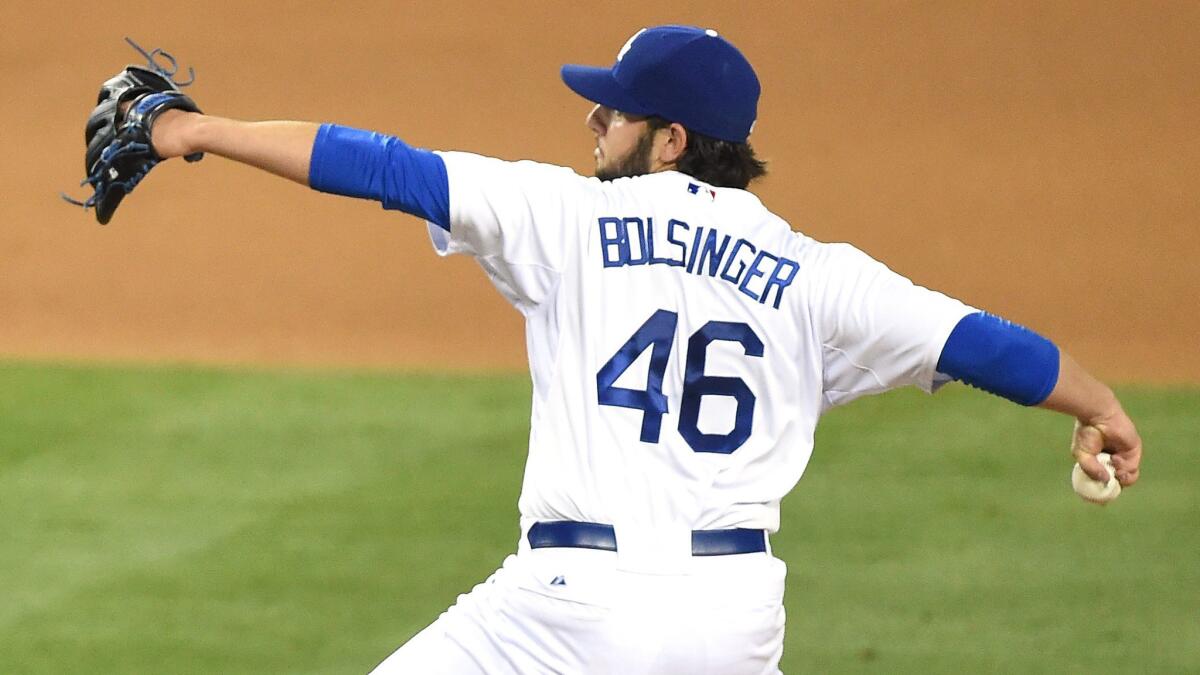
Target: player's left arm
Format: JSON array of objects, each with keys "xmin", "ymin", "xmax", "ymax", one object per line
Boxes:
[
  {"xmin": 936, "ymin": 312, "xmax": 1142, "ymax": 487},
  {"xmin": 150, "ymin": 108, "xmax": 597, "ymax": 312},
  {"xmin": 146, "ymin": 110, "xmax": 451, "ymax": 228},
  {"xmin": 150, "ymin": 110, "xmax": 317, "ymax": 184}
]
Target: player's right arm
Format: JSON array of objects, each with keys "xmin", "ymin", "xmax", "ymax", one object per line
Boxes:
[
  {"xmin": 808, "ymin": 242, "xmax": 1141, "ymax": 490},
  {"xmin": 934, "ymin": 311, "xmax": 1141, "ymax": 487},
  {"xmin": 1038, "ymin": 351, "xmax": 1142, "ymax": 486}
]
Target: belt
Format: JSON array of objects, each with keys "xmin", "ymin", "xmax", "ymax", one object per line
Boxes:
[{"xmin": 528, "ymin": 520, "xmax": 767, "ymax": 556}]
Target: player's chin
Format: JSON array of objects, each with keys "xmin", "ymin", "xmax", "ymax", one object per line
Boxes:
[{"xmin": 594, "ymin": 166, "xmax": 620, "ymax": 182}]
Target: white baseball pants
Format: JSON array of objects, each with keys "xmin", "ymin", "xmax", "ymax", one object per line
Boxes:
[{"xmin": 369, "ymin": 548, "xmax": 786, "ymax": 674}]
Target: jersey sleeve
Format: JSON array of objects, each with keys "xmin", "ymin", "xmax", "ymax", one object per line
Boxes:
[
  {"xmin": 426, "ymin": 151, "xmax": 604, "ymax": 314},
  {"xmin": 806, "ymin": 242, "xmax": 977, "ymax": 408}
]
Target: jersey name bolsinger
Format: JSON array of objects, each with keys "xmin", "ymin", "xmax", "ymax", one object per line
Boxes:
[{"xmin": 597, "ymin": 215, "xmax": 800, "ymax": 308}]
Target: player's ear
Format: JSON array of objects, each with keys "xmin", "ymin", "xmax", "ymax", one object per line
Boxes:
[{"xmin": 657, "ymin": 122, "xmax": 688, "ymax": 165}]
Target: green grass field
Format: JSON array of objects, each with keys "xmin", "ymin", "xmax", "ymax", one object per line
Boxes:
[{"xmin": 1, "ymin": 361, "xmax": 1196, "ymax": 674}]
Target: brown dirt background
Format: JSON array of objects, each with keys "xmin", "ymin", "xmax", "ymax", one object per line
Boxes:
[{"xmin": 1, "ymin": 1, "xmax": 1197, "ymax": 381}]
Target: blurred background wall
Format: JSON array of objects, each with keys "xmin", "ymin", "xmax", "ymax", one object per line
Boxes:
[{"xmin": 1, "ymin": 0, "xmax": 1196, "ymax": 380}]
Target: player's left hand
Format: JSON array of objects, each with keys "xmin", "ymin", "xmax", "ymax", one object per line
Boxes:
[
  {"xmin": 1072, "ymin": 408, "xmax": 1142, "ymax": 487},
  {"xmin": 62, "ymin": 37, "xmax": 203, "ymax": 224}
]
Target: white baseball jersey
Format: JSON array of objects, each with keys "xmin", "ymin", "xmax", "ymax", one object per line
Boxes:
[{"xmin": 427, "ymin": 152, "xmax": 975, "ymax": 561}]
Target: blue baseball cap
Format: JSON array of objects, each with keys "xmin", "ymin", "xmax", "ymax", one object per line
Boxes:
[{"xmin": 561, "ymin": 25, "xmax": 761, "ymax": 143}]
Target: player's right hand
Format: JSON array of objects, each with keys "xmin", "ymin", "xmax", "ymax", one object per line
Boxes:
[{"xmin": 1072, "ymin": 409, "xmax": 1142, "ymax": 487}]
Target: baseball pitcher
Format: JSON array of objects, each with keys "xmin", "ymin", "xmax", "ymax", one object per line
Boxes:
[{"xmin": 69, "ymin": 26, "xmax": 1143, "ymax": 674}]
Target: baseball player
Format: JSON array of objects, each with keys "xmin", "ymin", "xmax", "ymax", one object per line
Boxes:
[{"xmin": 73, "ymin": 26, "xmax": 1142, "ymax": 674}]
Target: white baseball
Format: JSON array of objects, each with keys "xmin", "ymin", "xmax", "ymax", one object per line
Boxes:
[{"xmin": 1071, "ymin": 452, "xmax": 1121, "ymax": 504}]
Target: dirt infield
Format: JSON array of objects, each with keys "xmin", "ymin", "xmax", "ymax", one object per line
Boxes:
[{"xmin": 2, "ymin": 1, "xmax": 1197, "ymax": 381}]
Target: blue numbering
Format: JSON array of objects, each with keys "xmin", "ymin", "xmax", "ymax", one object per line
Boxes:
[{"xmin": 596, "ymin": 309, "xmax": 763, "ymax": 454}]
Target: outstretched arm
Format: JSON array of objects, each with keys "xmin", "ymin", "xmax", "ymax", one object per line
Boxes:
[
  {"xmin": 150, "ymin": 110, "xmax": 318, "ymax": 185},
  {"xmin": 147, "ymin": 109, "xmax": 450, "ymax": 229}
]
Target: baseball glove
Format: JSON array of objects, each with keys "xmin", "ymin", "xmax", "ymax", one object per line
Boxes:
[{"xmin": 63, "ymin": 38, "xmax": 203, "ymax": 224}]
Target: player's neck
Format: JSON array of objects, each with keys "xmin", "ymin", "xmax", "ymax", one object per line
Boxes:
[{"xmin": 647, "ymin": 160, "xmax": 679, "ymax": 175}]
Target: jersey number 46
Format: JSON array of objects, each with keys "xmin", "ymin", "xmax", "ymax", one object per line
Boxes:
[{"xmin": 596, "ymin": 309, "xmax": 763, "ymax": 455}]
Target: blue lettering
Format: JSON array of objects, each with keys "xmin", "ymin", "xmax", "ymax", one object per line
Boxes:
[
  {"xmin": 685, "ymin": 225, "xmax": 704, "ymax": 273},
  {"xmin": 643, "ymin": 219, "xmax": 658, "ymax": 264},
  {"xmin": 663, "ymin": 219, "xmax": 689, "ymax": 268},
  {"xmin": 647, "ymin": 218, "xmax": 675, "ymax": 266},
  {"xmin": 720, "ymin": 238, "xmax": 757, "ymax": 284},
  {"xmin": 598, "ymin": 217, "xmax": 628, "ymax": 267},
  {"xmin": 738, "ymin": 250, "xmax": 777, "ymax": 301},
  {"xmin": 761, "ymin": 258, "xmax": 800, "ymax": 308},
  {"xmin": 600, "ymin": 215, "xmax": 795, "ymax": 312},
  {"xmin": 624, "ymin": 217, "xmax": 650, "ymax": 266},
  {"xmin": 696, "ymin": 229, "xmax": 732, "ymax": 277}
]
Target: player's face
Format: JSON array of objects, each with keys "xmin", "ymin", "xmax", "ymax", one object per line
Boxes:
[{"xmin": 586, "ymin": 105, "xmax": 656, "ymax": 181}]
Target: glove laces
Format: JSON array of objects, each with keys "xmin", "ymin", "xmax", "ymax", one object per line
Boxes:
[
  {"xmin": 60, "ymin": 142, "xmax": 159, "ymax": 209},
  {"xmin": 124, "ymin": 36, "xmax": 195, "ymax": 87}
]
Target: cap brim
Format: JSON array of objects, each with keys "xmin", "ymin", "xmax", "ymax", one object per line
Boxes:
[{"xmin": 560, "ymin": 65, "xmax": 655, "ymax": 116}]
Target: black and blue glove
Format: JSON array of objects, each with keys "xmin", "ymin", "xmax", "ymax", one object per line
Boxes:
[{"xmin": 64, "ymin": 38, "xmax": 203, "ymax": 224}]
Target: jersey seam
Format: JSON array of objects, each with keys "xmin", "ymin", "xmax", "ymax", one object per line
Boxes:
[
  {"xmin": 473, "ymin": 252, "xmax": 563, "ymax": 316},
  {"xmin": 474, "ymin": 252, "xmax": 563, "ymax": 275},
  {"xmin": 820, "ymin": 342, "xmax": 888, "ymax": 391}
]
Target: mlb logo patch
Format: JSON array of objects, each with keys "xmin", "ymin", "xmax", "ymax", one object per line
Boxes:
[{"xmin": 687, "ymin": 182, "xmax": 717, "ymax": 201}]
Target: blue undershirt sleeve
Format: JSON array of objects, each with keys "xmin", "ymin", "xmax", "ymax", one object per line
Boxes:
[
  {"xmin": 307, "ymin": 123, "xmax": 450, "ymax": 231},
  {"xmin": 935, "ymin": 311, "xmax": 1060, "ymax": 406}
]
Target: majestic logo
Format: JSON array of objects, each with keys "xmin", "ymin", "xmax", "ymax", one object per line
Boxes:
[
  {"xmin": 550, "ymin": 575, "xmax": 567, "ymax": 586},
  {"xmin": 617, "ymin": 28, "xmax": 646, "ymax": 62}
]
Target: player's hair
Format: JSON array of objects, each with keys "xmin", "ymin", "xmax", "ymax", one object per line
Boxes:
[{"xmin": 645, "ymin": 116, "xmax": 767, "ymax": 189}]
